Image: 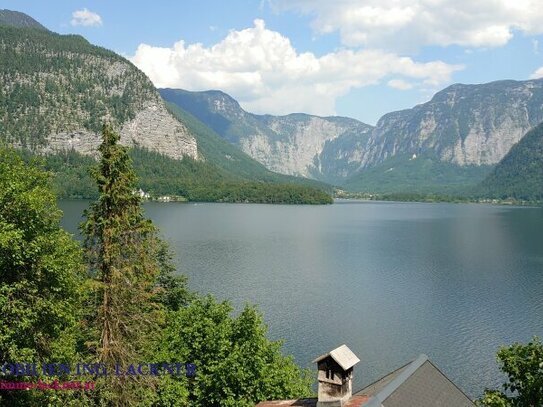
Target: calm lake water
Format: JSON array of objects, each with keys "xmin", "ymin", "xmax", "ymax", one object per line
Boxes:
[{"xmin": 59, "ymin": 200, "xmax": 543, "ymax": 398}]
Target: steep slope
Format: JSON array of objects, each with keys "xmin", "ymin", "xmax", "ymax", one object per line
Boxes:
[
  {"xmin": 161, "ymin": 81, "xmax": 543, "ymax": 193},
  {"xmin": 0, "ymin": 11, "xmax": 333, "ymax": 204},
  {"xmin": 0, "ymin": 20, "xmax": 197, "ymax": 159},
  {"xmin": 343, "ymin": 153, "xmax": 492, "ymax": 195},
  {"xmin": 361, "ymin": 79, "xmax": 543, "ymax": 169},
  {"xmin": 165, "ymin": 102, "xmax": 332, "ymax": 191},
  {"xmin": 0, "ymin": 9, "xmax": 47, "ymax": 30},
  {"xmin": 479, "ymin": 122, "xmax": 543, "ymax": 201},
  {"xmin": 159, "ymin": 88, "xmax": 373, "ymax": 182}
]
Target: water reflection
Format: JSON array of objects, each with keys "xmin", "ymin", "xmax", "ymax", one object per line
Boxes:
[{"xmin": 59, "ymin": 200, "xmax": 543, "ymax": 398}]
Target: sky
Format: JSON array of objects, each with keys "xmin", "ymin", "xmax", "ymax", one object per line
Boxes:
[{"xmin": 4, "ymin": 0, "xmax": 543, "ymax": 125}]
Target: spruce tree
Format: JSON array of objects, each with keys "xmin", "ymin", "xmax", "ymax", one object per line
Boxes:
[{"xmin": 81, "ymin": 124, "xmax": 164, "ymax": 405}]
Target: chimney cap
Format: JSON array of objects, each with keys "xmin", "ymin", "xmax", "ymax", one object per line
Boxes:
[{"xmin": 312, "ymin": 344, "xmax": 360, "ymax": 371}]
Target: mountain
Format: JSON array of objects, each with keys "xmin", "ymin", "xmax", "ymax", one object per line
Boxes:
[
  {"xmin": 0, "ymin": 9, "xmax": 47, "ymax": 30},
  {"xmin": 159, "ymin": 88, "xmax": 373, "ymax": 184},
  {"xmin": 341, "ymin": 79, "xmax": 543, "ymax": 194},
  {"xmin": 479, "ymin": 122, "xmax": 543, "ymax": 201},
  {"xmin": 0, "ymin": 16, "xmax": 197, "ymax": 160},
  {"xmin": 165, "ymin": 102, "xmax": 332, "ymax": 191},
  {"xmin": 5, "ymin": 9, "xmax": 541, "ymax": 200},
  {"xmin": 0, "ymin": 11, "xmax": 332, "ymax": 204},
  {"xmin": 342, "ymin": 153, "xmax": 492, "ymax": 195},
  {"xmin": 161, "ymin": 80, "xmax": 543, "ymax": 193},
  {"xmin": 360, "ymin": 79, "xmax": 543, "ymax": 169}
]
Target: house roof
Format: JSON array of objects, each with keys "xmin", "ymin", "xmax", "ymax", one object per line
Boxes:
[
  {"xmin": 356, "ymin": 355, "xmax": 475, "ymax": 407},
  {"xmin": 255, "ymin": 353, "xmax": 475, "ymax": 407},
  {"xmin": 254, "ymin": 395, "xmax": 371, "ymax": 407},
  {"xmin": 254, "ymin": 400, "xmax": 317, "ymax": 407},
  {"xmin": 312, "ymin": 344, "xmax": 360, "ymax": 371}
]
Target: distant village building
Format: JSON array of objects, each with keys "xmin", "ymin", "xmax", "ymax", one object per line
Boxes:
[
  {"xmin": 255, "ymin": 345, "xmax": 475, "ymax": 407},
  {"xmin": 135, "ymin": 188, "xmax": 150, "ymax": 199}
]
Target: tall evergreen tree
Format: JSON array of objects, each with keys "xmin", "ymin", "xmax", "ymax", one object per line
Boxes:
[{"xmin": 81, "ymin": 124, "xmax": 165, "ymax": 405}]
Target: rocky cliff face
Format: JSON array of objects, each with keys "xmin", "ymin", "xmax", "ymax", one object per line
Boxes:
[
  {"xmin": 0, "ymin": 17, "xmax": 197, "ymax": 160},
  {"xmin": 246, "ymin": 114, "xmax": 372, "ymax": 181},
  {"xmin": 362, "ymin": 79, "xmax": 543, "ymax": 168},
  {"xmin": 160, "ymin": 89, "xmax": 373, "ymax": 181},
  {"xmin": 39, "ymin": 101, "xmax": 197, "ymax": 160},
  {"xmin": 163, "ymin": 79, "xmax": 543, "ymax": 185}
]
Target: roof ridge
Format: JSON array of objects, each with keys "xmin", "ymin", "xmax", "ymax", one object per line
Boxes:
[
  {"xmin": 425, "ymin": 359, "xmax": 474, "ymax": 403},
  {"xmin": 362, "ymin": 354, "xmax": 428, "ymax": 407}
]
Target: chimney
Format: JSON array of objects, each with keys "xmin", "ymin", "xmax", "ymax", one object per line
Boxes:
[{"xmin": 312, "ymin": 344, "xmax": 360, "ymax": 407}]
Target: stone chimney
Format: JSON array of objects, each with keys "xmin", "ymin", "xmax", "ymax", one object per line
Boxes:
[{"xmin": 312, "ymin": 344, "xmax": 360, "ymax": 407}]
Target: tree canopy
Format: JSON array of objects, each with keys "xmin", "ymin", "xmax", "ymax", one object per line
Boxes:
[
  {"xmin": 479, "ymin": 337, "xmax": 543, "ymax": 407},
  {"xmin": 0, "ymin": 148, "xmax": 84, "ymax": 405},
  {"xmin": 79, "ymin": 125, "xmax": 314, "ymax": 406}
]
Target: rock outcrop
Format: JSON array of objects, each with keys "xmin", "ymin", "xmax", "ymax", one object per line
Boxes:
[
  {"xmin": 0, "ymin": 15, "xmax": 198, "ymax": 160},
  {"xmin": 161, "ymin": 79, "xmax": 543, "ymax": 185},
  {"xmin": 362, "ymin": 79, "xmax": 543, "ymax": 168},
  {"xmin": 160, "ymin": 89, "xmax": 372, "ymax": 182}
]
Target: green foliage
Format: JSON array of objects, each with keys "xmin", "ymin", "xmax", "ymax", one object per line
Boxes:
[
  {"xmin": 23, "ymin": 147, "xmax": 332, "ymax": 204},
  {"xmin": 79, "ymin": 126, "xmax": 314, "ymax": 405},
  {"xmin": 0, "ymin": 147, "xmax": 84, "ymax": 405},
  {"xmin": 130, "ymin": 147, "xmax": 332, "ymax": 204},
  {"xmin": 156, "ymin": 296, "xmax": 314, "ymax": 406},
  {"xmin": 0, "ymin": 135, "xmax": 316, "ymax": 406},
  {"xmin": 165, "ymin": 101, "xmax": 333, "ymax": 192},
  {"xmin": 154, "ymin": 239, "xmax": 194, "ymax": 312},
  {"xmin": 81, "ymin": 125, "xmax": 167, "ymax": 405},
  {"xmin": 479, "ymin": 122, "xmax": 543, "ymax": 202},
  {"xmin": 374, "ymin": 192, "xmax": 471, "ymax": 203},
  {"xmin": 342, "ymin": 153, "xmax": 493, "ymax": 195},
  {"xmin": 17, "ymin": 148, "xmax": 98, "ymax": 199},
  {"xmin": 479, "ymin": 337, "xmax": 543, "ymax": 407}
]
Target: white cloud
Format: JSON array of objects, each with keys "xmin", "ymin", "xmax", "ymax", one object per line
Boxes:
[
  {"xmin": 271, "ymin": 0, "xmax": 543, "ymax": 50},
  {"xmin": 130, "ymin": 19, "xmax": 462, "ymax": 116},
  {"xmin": 530, "ymin": 66, "xmax": 543, "ymax": 79},
  {"xmin": 71, "ymin": 8, "xmax": 102, "ymax": 27},
  {"xmin": 533, "ymin": 39, "xmax": 539, "ymax": 54},
  {"xmin": 387, "ymin": 79, "xmax": 414, "ymax": 90}
]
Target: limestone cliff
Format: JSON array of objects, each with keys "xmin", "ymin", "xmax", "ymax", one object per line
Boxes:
[
  {"xmin": 0, "ymin": 13, "xmax": 197, "ymax": 160},
  {"xmin": 362, "ymin": 79, "xmax": 543, "ymax": 168},
  {"xmin": 160, "ymin": 89, "xmax": 372, "ymax": 182}
]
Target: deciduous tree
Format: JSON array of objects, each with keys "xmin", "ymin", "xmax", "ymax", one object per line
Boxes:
[
  {"xmin": 479, "ymin": 337, "xmax": 543, "ymax": 407},
  {"xmin": 0, "ymin": 148, "xmax": 84, "ymax": 406}
]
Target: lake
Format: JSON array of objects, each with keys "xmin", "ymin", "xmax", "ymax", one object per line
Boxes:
[{"xmin": 59, "ymin": 200, "xmax": 543, "ymax": 399}]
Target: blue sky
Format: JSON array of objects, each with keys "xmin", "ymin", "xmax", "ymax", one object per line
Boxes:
[{"xmin": 4, "ymin": 0, "xmax": 543, "ymax": 124}]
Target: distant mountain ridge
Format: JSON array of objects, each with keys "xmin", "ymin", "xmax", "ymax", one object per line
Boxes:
[
  {"xmin": 0, "ymin": 10, "xmax": 333, "ymax": 204},
  {"xmin": 0, "ymin": 9, "xmax": 47, "ymax": 30},
  {"xmin": 361, "ymin": 79, "xmax": 543, "ymax": 169},
  {"xmin": 160, "ymin": 88, "xmax": 373, "ymax": 183},
  {"xmin": 3, "ymin": 9, "xmax": 542, "ymax": 199},
  {"xmin": 163, "ymin": 79, "xmax": 543, "ymax": 194}
]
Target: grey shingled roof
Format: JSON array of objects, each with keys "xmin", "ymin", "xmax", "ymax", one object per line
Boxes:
[
  {"xmin": 357, "ymin": 355, "xmax": 475, "ymax": 407},
  {"xmin": 312, "ymin": 344, "xmax": 360, "ymax": 370}
]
